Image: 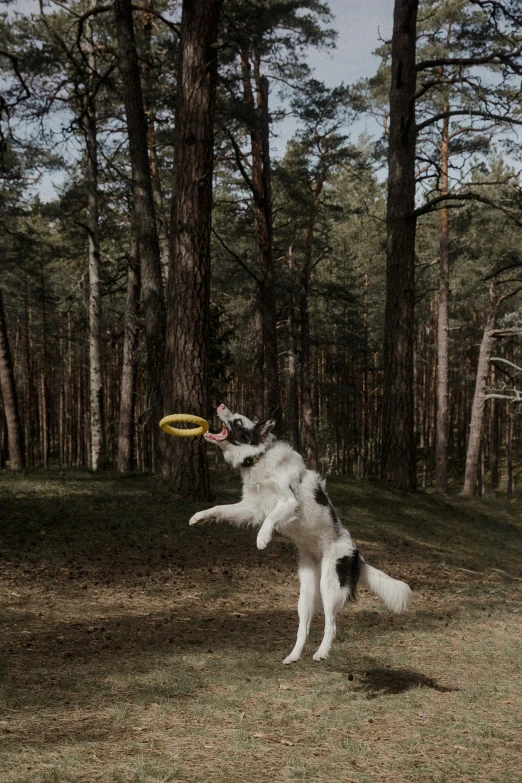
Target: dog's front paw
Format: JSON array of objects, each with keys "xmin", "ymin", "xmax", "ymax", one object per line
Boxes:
[
  {"xmin": 283, "ymin": 652, "xmax": 300, "ymax": 665},
  {"xmin": 256, "ymin": 528, "xmax": 272, "ymax": 550},
  {"xmin": 189, "ymin": 511, "xmax": 209, "ymax": 527}
]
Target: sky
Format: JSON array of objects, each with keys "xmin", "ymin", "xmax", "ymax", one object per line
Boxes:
[
  {"xmin": 312, "ymin": 0, "xmax": 392, "ymax": 85},
  {"xmin": 28, "ymin": 0, "xmax": 395, "ymax": 201},
  {"xmin": 272, "ymin": 0, "xmax": 393, "ymax": 155}
]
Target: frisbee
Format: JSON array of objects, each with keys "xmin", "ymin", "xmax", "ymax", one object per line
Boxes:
[{"xmin": 159, "ymin": 414, "xmax": 209, "ymax": 437}]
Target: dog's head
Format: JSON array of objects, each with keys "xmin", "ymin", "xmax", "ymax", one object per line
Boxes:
[{"xmin": 204, "ymin": 404, "xmax": 275, "ymax": 465}]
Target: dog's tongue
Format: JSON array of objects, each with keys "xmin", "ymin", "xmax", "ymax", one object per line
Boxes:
[{"xmin": 204, "ymin": 424, "xmax": 228, "ymax": 442}]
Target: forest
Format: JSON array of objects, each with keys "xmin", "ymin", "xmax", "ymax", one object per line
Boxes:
[
  {"xmin": 1, "ymin": 0, "xmax": 522, "ymax": 499},
  {"xmin": 2, "ymin": 3, "xmax": 522, "ymax": 782}
]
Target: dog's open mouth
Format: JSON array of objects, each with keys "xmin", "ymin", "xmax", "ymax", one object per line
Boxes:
[{"xmin": 204, "ymin": 424, "xmax": 228, "ymax": 442}]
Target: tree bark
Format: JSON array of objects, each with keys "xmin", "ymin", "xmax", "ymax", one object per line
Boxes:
[
  {"xmin": 300, "ymin": 275, "xmax": 318, "ymax": 469},
  {"xmin": 163, "ymin": 0, "xmax": 221, "ymax": 499},
  {"xmin": 113, "ymin": 0, "xmax": 166, "ymax": 472},
  {"xmin": 462, "ymin": 281, "xmax": 498, "ymax": 496},
  {"xmin": 236, "ymin": 47, "xmax": 281, "ymax": 427},
  {"xmin": 141, "ymin": 0, "xmax": 170, "ymax": 276},
  {"xmin": 253, "ymin": 287, "xmax": 265, "ymax": 421},
  {"xmin": 0, "ymin": 287, "xmax": 25, "ymax": 469},
  {"xmin": 287, "ymin": 302, "xmax": 300, "ymax": 452},
  {"xmin": 39, "ymin": 266, "xmax": 50, "ymax": 469},
  {"xmin": 117, "ymin": 229, "xmax": 141, "ymax": 472},
  {"xmin": 299, "ymin": 196, "xmax": 322, "ymax": 471},
  {"xmin": 381, "ymin": 0, "xmax": 419, "ymax": 491},
  {"xmin": 506, "ymin": 405, "xmax": 513, "ymax": 501},
  {"xmin": 85, "ymin": 96, "xmax": 106, "ymax": 471},
  {"xmin": 255, "ymin": 65, "xmax": 281, "ymax": 427},
  {"xmin": 360, "ymin": 273, "xmax": 369, "ymax": 478},
  {"xmin": 489, "ymin": 362, "xmax": 500, "ymax": 487},
  {"xmin": 24, "ymin": 278, "xmax": 35, "ymax": 468},
  {"xmin": 435, "ymin": 112, "xmax": 450, "ymax": 492}
]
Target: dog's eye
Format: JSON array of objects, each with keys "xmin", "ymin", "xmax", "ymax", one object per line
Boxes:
[{"xmin": 233, "ymin": 418, "xmax": 243, "ymax": 427}]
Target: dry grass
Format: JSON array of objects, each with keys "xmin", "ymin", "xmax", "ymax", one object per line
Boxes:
[{"xmin": 1, "ymin": 470, "xmax": 521, "ymax": 782}]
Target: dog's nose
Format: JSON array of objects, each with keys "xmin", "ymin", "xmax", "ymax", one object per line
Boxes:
[{"xmin": 217, "ymin": 403, "xmax": 226, "ymax": 413}]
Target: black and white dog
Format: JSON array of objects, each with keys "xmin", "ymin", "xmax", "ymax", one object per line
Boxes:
[{"xmin": 189, "ymin": 404, "xmax": 412, "ymax": 663}]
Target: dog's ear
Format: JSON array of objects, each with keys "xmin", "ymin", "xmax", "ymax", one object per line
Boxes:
[{"xmin": 254, "ymin": 419, "xmax": 276, "ymax": 437}]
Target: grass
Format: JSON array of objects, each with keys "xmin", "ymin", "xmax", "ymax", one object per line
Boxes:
[{"xmin": 0, "ymin": 468, "xmax": 521, "ymax": 782}]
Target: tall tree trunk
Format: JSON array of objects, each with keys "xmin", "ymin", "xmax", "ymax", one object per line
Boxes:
[
  {"xmin": 489, "ymin": 362, "xmax": 500, "ymax": 487},
  {"xmin": 300, "ymin": 276, "xmax": 318, "ymax": 469},
  {"xmin": 40, "ymin": 265, "xmax": 50, "ymax": 468},
  {"xmin": 381, "ymin": 0, "xmax": 419, "ymax": 491},
  {"xmin": 24, "ymin": 278, "xmax": 35, "ymax": 468},
  {"xmin": 299, "ymin": 197, "xmax": 322, "ymax": 471},
  {"xmin": 287, "ymin": 302, "xmax": 300, "ymax": 452},
  {"xmin": 255, "ymin": 64, "xmax": 281, "ymax": 426},
  {"xmin": 0, "ymin": 288, "xmax": 25, "ymax": 469},
  {"xmin": 360, "ymin": 274, "xmax": 369, "ymax": 478},
  {"xmin": 435, "ymin": 112, "xmax": 450, "ymax": 492},
  {"xmin": 163, "ymin": 0, "xmax": 221, "ymax": 499},
  {"xmin": 0, "ymin": 412, "xmax": 7, "ymax": 469},
  {"xmin": 113, "ymin": 0, "xmax": 166, "ymax": 471},
  {"xmin": 253, "ymin": 287, "xmax": 265, "ymax": 420},
  {"xmin": 236, "ymin": 47, "xmax": 281, "ymax": 427},
  {"xmin": 65, "ymin": 312, "xmax": 73, "ymax": 467},
  {"xmin": 141, "ymin": 0, "xmax": 170, "ymax": 275},
  {"xmin": 462, "ymin": 281, "xmax": 498, "ymax": 496},
  {"xmin": 85, "ymin": 99, "xmax": 105, "ymax": 471},
  {"xmin": 506, "ymin": 405, "xmax": 513, "ymax": 501},
  {"xmin": 117, "ymin": 230, "xmax": 141, "ymax": 472}
]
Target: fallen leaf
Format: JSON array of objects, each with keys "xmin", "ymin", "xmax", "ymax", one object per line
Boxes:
[
  {"xmin": 279, "ymin": 683, "xmax": 292, "ymax": 690},
  {"xmin": 453, "ymin": 745, "xmax": 466, "ymax": 751}
]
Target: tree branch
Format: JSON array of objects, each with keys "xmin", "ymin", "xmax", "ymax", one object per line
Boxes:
[
  {"xmin": 211, "ymin": 228, "xmax": 261, "ymax": 284},
  {"xmin": 416, "ymin": 46, "xmax": 522, "ymax": 72},
  {"xmin": 413, "ymin": 192, "xmax": 521, "ymax": 222},
  {"xmin": 416, "ymin": 109, "xmax": 522, "ymax": 133}
]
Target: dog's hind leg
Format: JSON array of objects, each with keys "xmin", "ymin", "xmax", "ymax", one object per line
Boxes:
[
  {"xmin": 313, "ymin": 558, "xmax": 348, "ymax": 661},
  {"xmin": 283, "ymin": 552, "xmax": 320, "ymax": 664}
]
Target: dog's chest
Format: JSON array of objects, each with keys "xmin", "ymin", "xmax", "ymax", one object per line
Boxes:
[{"xmin": 243, "ymin": 474, "xmax": 283, "ymax": 517}]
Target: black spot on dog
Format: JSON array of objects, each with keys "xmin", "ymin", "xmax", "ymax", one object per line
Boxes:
[
  {"xmin": 315, "ymin": 483, "xmax": 342, "ymax": 533},
  {"xmin": 314, "ymin": 484, "xmax": 329, "ymax": 506},
  {"xmin": 336, "ymin": 550, "xmax": 360, "ymax": 600}
]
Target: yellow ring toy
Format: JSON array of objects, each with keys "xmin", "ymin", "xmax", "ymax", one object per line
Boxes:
[{"xmin": 159, "ymin": 413, "xmax": 209, "ymax": 437}]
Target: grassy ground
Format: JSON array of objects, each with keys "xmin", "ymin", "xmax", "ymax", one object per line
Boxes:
[{"xmin": 1, "ymin": 469, "xmax": 521, "ymax": 783}]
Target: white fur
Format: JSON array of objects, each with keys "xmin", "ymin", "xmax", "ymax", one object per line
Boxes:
[{"xmin": 190, "ymin": 405, "xmax": 412, "ymax": 663}]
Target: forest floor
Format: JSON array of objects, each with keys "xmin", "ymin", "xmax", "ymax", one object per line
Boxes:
[{"xmin": 0, "ymin": 469, "xmax": 521, "ymax": 783}]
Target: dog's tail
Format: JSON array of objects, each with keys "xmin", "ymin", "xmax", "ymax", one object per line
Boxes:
[{"xmin": 359, "ymin": 557, "xmax": 412, "ymax": 614}]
